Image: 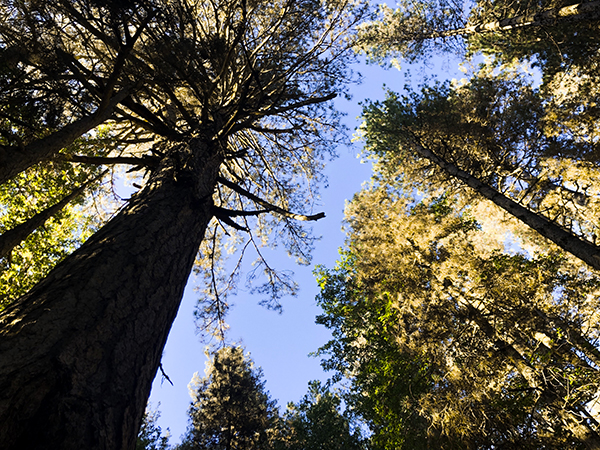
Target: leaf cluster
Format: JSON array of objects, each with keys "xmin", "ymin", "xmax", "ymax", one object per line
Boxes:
[{"xmin": 315, "ymin": 181, "xmax": 600, "ymax": 448}]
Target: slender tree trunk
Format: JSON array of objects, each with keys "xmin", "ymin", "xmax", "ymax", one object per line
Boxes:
[
  {"xmin": 0, "ymin": 88, "xmax": 130, "ymax": 185},
  {"xmin": 0, "ymin": 172, "xmax": 103, "ymax": 260},
  {"xmin": 0, "ymin": 138, "xmax": 223, "ymax": 450},
  {"xmin": 409, "ymin": 138, "xmax": 600, "ymax": 271},
  {"xmin": 417, "ymin": 1, "xmax": 600, "ymax": 40},
  {"xmin": 534, "ymin": 309, "xmax": 600, "ymax": 367}
]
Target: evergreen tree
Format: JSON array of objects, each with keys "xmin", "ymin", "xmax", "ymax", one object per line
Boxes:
[
  {"xmin": 0, "ymin": 0, "xmax": 141, "ymax": 183},
  {"xmin": 360, "ymin": 67, "xmax": 600, "ymax": 271},
  {"xmin": 0, "ymin": 1, "xmax": 365, "ymax": 448},
  {"xmin": 137, "ymin": 404, "xmax": 171, "ymax": 450},
  {"xmin": 178, "ymin": 346, "xmax": 278, "ymax": 450},
  {"xmin": 275, "ymin": 381, "xmax": 365, "ymax": 450},
  {"xmin": 316, "ymin": 177, "xmax": 600, "ymax": 449},
  {"xmin": 357, "ymin": 0, "xmax": 600, "ymax": 80},
  {"xmin": 355, "ymin": 0, "xmax": 600, "ymax": 273}
]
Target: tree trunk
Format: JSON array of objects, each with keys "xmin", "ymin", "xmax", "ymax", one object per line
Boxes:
[
  {"xmin": 0, "ymin": 89, "xmax": 129, "ymax": 185},
  {"xmin": 534, "ymin": 309, "xmax": 600, "ymax": 367},
  {"xmin": 416, "ymin": 1, "xmax": 600, "ymax": 41},
  {"xmin": 461, "ymin": 301, "xmax": 600, "ymax": 449},
  {"xmin": 409, "ymin": 138, "xmax": 600, "ymax": 271},
  {"xmin": 0, "ymin": 172, "xmax": 102, "ymax": 260},
  {"xmin": 0, "ymin": 138, "xmax": 222, "ymax": 450}
]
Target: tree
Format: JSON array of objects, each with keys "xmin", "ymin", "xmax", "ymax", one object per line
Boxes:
[
  {"xmin": 0, "ymin": 1, "xmax": 365, "ymax": 448},
  {"xmin": 274, "ymin": 380, "xmax": 365, "ymax": 450},
  {"xmin": 315, "ymin": 179, "xmax": 600, "ymax": 449},
  {"xmin": 0, "ymin": 132, "xmax": 110, "ymax": 307},
  {"xmin": 178, "ymin": 346, "xmax": 278, "ymax": 450},
  {"xmin": 356, "ymin": 0, "xmax": 600, "ymax": 79},
  {"xmin": 0, "ymin": 0, "xmax": 146, "ymax": 183},
  {"xmin": 137, "ymin": 404, "xmax": 171, "ymax": 450},
  {"xmin": 359, "ymin": 67, "xmax": 600, "ymax": 272}
]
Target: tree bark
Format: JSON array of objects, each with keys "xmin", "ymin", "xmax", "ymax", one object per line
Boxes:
[
  {"xmin": 0, "ymin": 88, "xmax": 130, "ymax": 185},
  {"xmin": 409, "ymin": 138, "xmax": 600, "ymax": 271},
  {"xmin": 0, "ymin": 138, "xmax": 222, "ymax": 450}
]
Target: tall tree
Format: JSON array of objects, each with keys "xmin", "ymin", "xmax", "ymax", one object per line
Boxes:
[
  {"xmin": 316, "ymin": 182, "xmax": 600, "ymax": 448},
  {"xmin": 0, "ymin": 1, "xmax": 365, "ymax": 449},
  {"xmin": 356, "ymin": 0, "xmax": 600, "ymax": 78},
  {"xmin": 360, "ymin": 70, "xmax": 600, "ymax": 271},
  {"xmin": 178, "ymin": 346, "xmax": 278, "ymax": 450},
  {"xmin": 0, "ymin": 0, "xmax": 149, "ymax": 183}
]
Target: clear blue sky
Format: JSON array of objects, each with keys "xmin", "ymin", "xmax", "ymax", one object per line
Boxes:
[{"xmin": 148, "ymin": 56, "xmax": 462, "ymax": 444}]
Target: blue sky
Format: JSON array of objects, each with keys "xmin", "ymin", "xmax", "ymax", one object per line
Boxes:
[{"xmin": 148, "ymin": 55, "xmax": 463, "ymax": 444}]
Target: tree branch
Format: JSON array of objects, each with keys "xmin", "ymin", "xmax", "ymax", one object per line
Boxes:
[
  {"xmin": 213, "ymin": 205, "xmax": 272, "ymax": 217},
  {"xmin": 217, "ymin": 177, "xmax": 325, "ymax": 221},
  {"xmin": 0, "ymin": 171, "xmax": 107, "ymax": 260},
  {"xmin": 54, "ymin": 154, "xmax": 160, "ymax": 168}
]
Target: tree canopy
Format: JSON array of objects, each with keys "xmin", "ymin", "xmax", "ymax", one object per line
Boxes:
[
  {"xmin": 316, "ymin": 176, "xmax": 600, "ymax": 448},
  {"xmin": 0, "ymin": 1, "xmax": 365, "ymax": 448},
  {"xmin": 178, "ymin": 346, "xmax": 278, "ymax": 450},
  {"xmin": 175, "ymin": 347, "xmax": 365, "ymax": 450},
  {"xmin": 313, "ymin": 2, "xmax": 600, "ymax": 448}
]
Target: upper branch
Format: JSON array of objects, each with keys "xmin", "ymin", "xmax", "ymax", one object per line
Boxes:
[{"xmin": 217, "ymin": 176, "xmax": 325, "ymax": 221}]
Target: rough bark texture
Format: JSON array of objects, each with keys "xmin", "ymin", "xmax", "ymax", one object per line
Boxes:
[
  {"xmin": 411, "ymin": 139, "xmax": 600, "ymax": 271},
  {"xmin": 0, "ymin": 138, "xmax": 222, "ymax": 450}
]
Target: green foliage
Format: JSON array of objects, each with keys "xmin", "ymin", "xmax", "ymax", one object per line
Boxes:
[
  {"xmin": 359, "ymin": 67, "xmax": 600, "ymax": 247},
  {"xmin": 466, "ymin": 0, "xmax": 600, "ymax": 81},
  {"xmin": 0, "ymin": 160, "xmax": 105, "ymax": 308},
  {"xmin": 275, "ymin": 380, "xmax": 365, "ymax": 450},
  {"xmin": 358, "ymin": 0, "xmax": 600, "ymax": 83},
  {"xmin": 178, "ymin": 346, "xmax": 279, "ymax": 450},
  {"xmin": 137, "ymin": 404, "xmax": 171, "ymax": 450},
  {"xmin": 315, "ymin": 178, "xmax": 600, "ymax": 448},
  {"xmin": 355, "ymin": 0, "xmax": 468, "ymax": 65},
  {"xmin": 316, "ymin": 258, "xmax": 436, "ymax": 450}
]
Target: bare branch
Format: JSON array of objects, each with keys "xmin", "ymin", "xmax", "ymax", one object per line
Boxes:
[
  {"xmin": 217, "ymin": 176, "xmax": 325, "ymax": 221},
  {"xmin": 54, "ymin": 154, "xmax": 160, "ymax": 168}
]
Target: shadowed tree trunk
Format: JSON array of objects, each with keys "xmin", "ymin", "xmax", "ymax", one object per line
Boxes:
[
  {"xmin": 0, "ymin": 89, "xmax": 132, "ymax": 185},
  {"xmin": 0, "ymin": 138, "xmax": 222, "ymax": 450}
]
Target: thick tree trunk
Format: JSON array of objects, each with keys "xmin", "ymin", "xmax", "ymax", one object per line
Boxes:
[
  {"xmin": 0, "ymin": 138, "xmax": 222, "ymax": 450},
  {"xmin": 410, "ymin": 139, "xmax": 600, "ymax": 271}
]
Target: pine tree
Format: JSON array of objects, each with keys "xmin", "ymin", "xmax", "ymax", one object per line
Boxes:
[
  {"xmin": 178, "ymin": 346, "xmax": 278, "ymax": 450},
  {"xmin": 275, "ymin": 381, "xmax": 365, "ymax": 450},
  {"xmin": 0, "ymin": 1, "xmax": 365, "ymax": 448},
  {"xmin": 360, "ymin": 68, "xmax": 600, "ymax": 271},
  {"xmin": 136, "ymin": 404, "xmax": 171, "ymax": 450},
  {"xmin": 316, "ymin": 178, "xmax": 600, "ymax": 449},
  {"xmin": 356, "ymin": 0, "xmax": 600, "ymax": 79}
]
